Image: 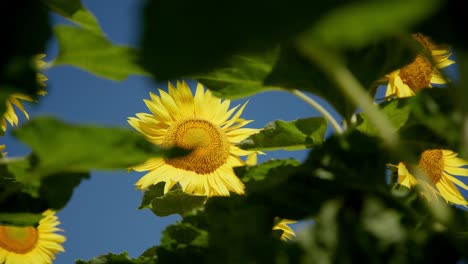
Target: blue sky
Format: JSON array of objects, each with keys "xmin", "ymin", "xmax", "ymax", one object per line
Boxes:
[{"xmin": 1, "ymin": 1, "xmax": 323, "ymax": 262}]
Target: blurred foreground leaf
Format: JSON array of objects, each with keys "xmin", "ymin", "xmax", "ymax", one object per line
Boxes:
[
  {"xmin": 0, "ymin": 213, "xmax": 43, "ymax": 227},
  {"xmin": 298, "ymin": 0, "xmax": 440, "ymax": 49},
  {"xmin": 12, "ymin": 116, "xmax": 170, "ymax": 175},
  {"xmin": 1, "ymin": 1, "xmax": 51, "ymax": 116},
  {"xmin": 239, "ymin": 117, "xmax": 326, "ymax": 151},
  {"xmin": 192, "ymin": 49, "xmax": 280, "ymax": 99},
  {"xmin": 53, "ymin": 25, "xmax": 147, "ymax": 81}
]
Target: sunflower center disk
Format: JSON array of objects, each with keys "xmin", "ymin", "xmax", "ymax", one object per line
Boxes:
[
  {"xmin": 163, "ymin": 119, "xmax": 230, "ymax": 174},
  {"xmin": 399, "ymin": 55, "xmax": 433, "ymax": 93},
  {"xmin": 419, "ymin": 149, "xmax": 444, "ymax": 184},
  {"xmin": 0, "ymin": 226, "xmax": 38, "ymax": 253}
]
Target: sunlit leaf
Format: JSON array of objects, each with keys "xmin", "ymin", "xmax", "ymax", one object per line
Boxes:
[
  {"xmin": 45, "ymin": 0, "xmax": 103, "ymax": 35},
  {"xmin": 239, "ymin": 117, "xmax": 326, "ymax": 151},
  {"xmin": 53, "ymin": 25, "xmax": 147, "ymax": 81},
  {"xmin": 356, "ymin": 98, "xmax": 412, "ymax": 136},
  {"xmin": 12, "ymin": 116, "xmax": 169, "ymax": 175}
]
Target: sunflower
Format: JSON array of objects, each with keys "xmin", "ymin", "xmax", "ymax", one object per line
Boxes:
[
  {"xmin": 273, "ymin": 218, "xmax": 297, "ymax": 241},
  {"xmin": 395, "ymin": 149, "xmax": 468, "ymax": 206},
  {"xmin": 128, "ymin": 81, "xmax": 260, "ymax": 197},
  {"xmin": 1, "ymin": 54, "xmax": 47, "ymax": 133},
  {"xmin": 0, "ymin": 210, "xmax": 66, "ymax": 264},
  {"xmin": 383, "ymin": 33, "xmax": 455, "ymax": 98},
  {"xmin": 0, "ymin": 145, "xmax": 5, "ymax": 157}
]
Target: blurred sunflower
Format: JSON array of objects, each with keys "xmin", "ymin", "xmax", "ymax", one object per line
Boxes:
[
  {"xmin": 273, "ymin": 218, "xmax": 297, "ymax": 241},
  {"xmin": 383, "ymin": 33, "xmax": 455, "ymax": 98},
  {"xmin": 0, "ymin": 210, "xmax": 66, "ymax": 264},
  {"xmin": 128, "ymin": 81, "xmax": 260, "ymax": 197},
  {"xmin": 0, "ymin": 145, "xmax": 5, "ymax": 157},
  {"xmin": 395, "ymin": 149, "xmax": 468, "ymax": 206},
  {"xmin": 1, "ymin": 54, "xmax": 47, "ymax": 132}
]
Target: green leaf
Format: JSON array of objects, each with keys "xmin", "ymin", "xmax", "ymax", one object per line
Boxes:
[
  {"xmin": 298, "ymin": 0, "xmax": 441, "ymax": 49},
  {"xmin": 0, "ymin": 213, "xmax": 43, "ymax": 227},
  {"xmin": 140, "ymin": 0, "xmax": 343, "ymax": 79},
  {"xmin": 235, "ymin": 159, "xmax": 301, "ymax": 183},
  {"xmin": 1, "ymin": 157, "xmax": 90, "ymax": 214},
  {"xmin": 12, "ymin": 116, "xmax": 169, "ymax": 175},
  {"xmin": 356, "ymin": 98, "xmax": 412, "ymax": 136},
  {"xmin": 192, "ymin": 49, "xmax": 281, "ymax": 99},
  {"xmin": 149, "ymin": 189, "xmax": 207, "ymax": 217},
  {"xmin": 239, "ymin": 117, "xmax": 327, "ymax": 151},
  {"xmin": 45, "ymin": 0, "xmax": 103, "ymax": 35},
  {"xmin": 76, "ymin": 252, "xmax": 155, "ymax": 264},
  {"xmin": 138, "ymin": 182, "xmax": 165, "ymax": 209},
  {"xmin": 155, "ymin": 220, "xmax": 209, "ymax": 263},
  {"xmin": 53, "ymin": 25, "xmax": 147, "ymax": 81}
]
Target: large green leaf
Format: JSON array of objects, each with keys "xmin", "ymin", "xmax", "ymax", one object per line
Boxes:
[
  {"xmin": 239, "ymin": 117, "xmax": 327, "ymax": 151},
  {"xmin": 53, "ymin": 25, "xmax": 147, "ymax": 81},
  {"xmin": 298, "ymin": 0, "xmax": 441, "ymax": 49},
  {"xmin": 192, "ymin": 49, "xmax": 281, "ymax": 99},
  {"xmin": 12, "ymin": 116, "xmax": 170, "ymax": 175},
  {"xmin": 139, "ymin": 183, "xmax": 207, "ymax": 217},
  {"xmin": 140, "ymin": 0, "xmax": 347, "ymax": 80},
  {"xmin": 45, "ymin": 0, "xmax": 103, "ymax": 35}
]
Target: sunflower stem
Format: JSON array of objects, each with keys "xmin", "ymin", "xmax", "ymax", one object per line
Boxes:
[
  {"xmin": 290, "ymin": 89, "xmax": 344, "ymax": 134},
  {"xmin": 295, "ymin": 41, "xmax": 399, "ymax": 148}
]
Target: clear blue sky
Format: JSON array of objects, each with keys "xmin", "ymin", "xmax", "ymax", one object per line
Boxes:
[{"xmin": 1, "ymin": 1, "xmax": 323, "ymax": 262}]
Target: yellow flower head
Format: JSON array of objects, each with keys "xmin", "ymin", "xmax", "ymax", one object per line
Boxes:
[
  {"xmin": 396, "ymin": 149, "xmax": 468, "ymax": 206},
  {"xmin": 1, "ymin": 54, "xmax": 47, "ymax": 132},
  {"xmin": 0, "ymin": 145, "xmax": 5, "ymax": 157},
  {"xmin": 273, "ymin": 218, "xmax": 297, "ymax": 241},
  {"xmin": 128, "ymin": 81, "xmax": 260, "ymax": 197},
  {"xmin": 0, "ymin": 210, "xmax": 66, "ymax": 264},
  {"xmin": 383, "ymin": 33, "xmax": 455, "ymax": 98}
]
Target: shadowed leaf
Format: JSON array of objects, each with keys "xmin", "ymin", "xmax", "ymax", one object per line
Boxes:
[{"xmin": 239, "ymin": 117, "xmax": 326, "ymax": 151}]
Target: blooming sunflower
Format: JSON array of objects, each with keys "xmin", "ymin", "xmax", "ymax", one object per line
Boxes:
[
  {"xmin": 1, "ymin": 54, "xmax": 47, "ymax": 132},
  {"xmin": 273, "ymin": 218, "xmax": 297, "ymax": 241},
  {"xmin": 128, "ymin": 81, "xmax": 260, "ymax": 197},
  {"xmin": 0, "ymin": 210, "xmax": 66, "ymax": 264},
  {"xmin": 383, "ymin": 33, "xmax": 455, "ymax": 98},
  {"xmin": 395, "ymin": 149, "xmax": 468, "ymax": 206}
]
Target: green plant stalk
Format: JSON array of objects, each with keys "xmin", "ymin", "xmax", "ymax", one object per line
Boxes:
[
  {"xmin": 295, "ymin": 42, "xmax": 399, "ymax": 147},
  {"xmin": 290, "ymin": 89, "xmax": 344, "ymax": 134}
]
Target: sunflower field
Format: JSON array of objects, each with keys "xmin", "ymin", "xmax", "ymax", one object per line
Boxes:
[{"xmin": 2, "ymin": 0, "xmax": 468, "ymax": 263}]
